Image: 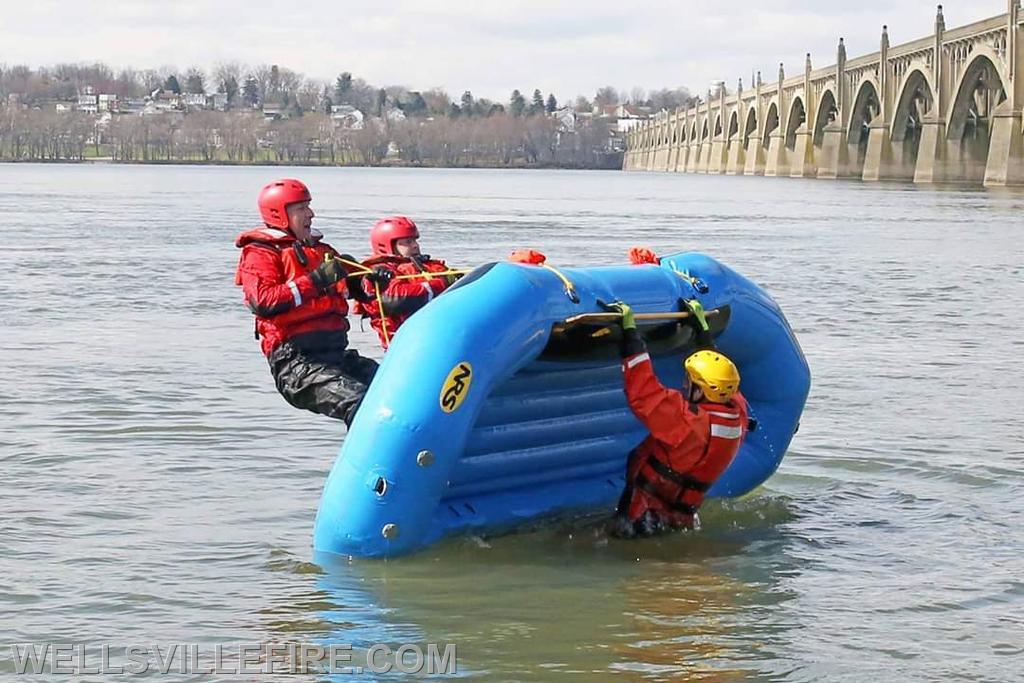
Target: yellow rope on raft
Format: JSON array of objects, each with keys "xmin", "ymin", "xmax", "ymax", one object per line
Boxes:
[
  {"xmin": 538, "ymin": 263, "xmax": 579, "ymax": 302},
  {"xmin": 391, "ymin": 268, "xmax": 470, "ymax": 281}
]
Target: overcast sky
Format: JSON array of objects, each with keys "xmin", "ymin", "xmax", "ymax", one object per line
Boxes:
[{"xmin": 2, "ymin": 1, "xmax": 1003, "ymax": 101}]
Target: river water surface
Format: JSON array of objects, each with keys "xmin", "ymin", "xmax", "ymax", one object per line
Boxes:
[{"xmin": 1, "ymin": 164, "xmax": 1022, "ymax": 681}]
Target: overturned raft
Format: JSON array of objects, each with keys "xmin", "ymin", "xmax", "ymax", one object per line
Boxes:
[{"xmin": 313, "ymin": 253, "xmax": 811, "ymax": 558}]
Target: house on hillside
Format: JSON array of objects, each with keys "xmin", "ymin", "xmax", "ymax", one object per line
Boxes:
[
  {"xmin": 262, "ymin": 100, "xmax": 286, "ymax": 121},
  {"xmin": 330, "ymin": 105, "xmax": 364, "ymax": 130},
  {"xmin": 182, "ymin": 93, "xmax": 207, "ymax": 110},
  {"xmin": 76, "ymin": 92, "xmax": 99, "ymax": 114},
  {"xmin": 551, "ymin": 106, "xmax": 578, "ymax": 133},
  {"xmin": 98, "ymin": 94, "xmax": 118, "ymax": 112}
]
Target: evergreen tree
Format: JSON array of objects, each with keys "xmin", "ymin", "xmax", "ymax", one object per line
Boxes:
[
  {"xmin": 184, "ymin": 68, "xmax": 205, "ymax": 94},
  {"xmin": 334, "ymin": 72, "xmax": 352, "ymax": 103},
  {"xmin": 403, "ymin": 91, "xmax": 428, "ymax": 117},
  {"xmin": 242, "ymin": 75, "xmax": 259, "ymax": 106},
  {"xmin": 448, "ymin": 102, "xmax": 461, "ymax": 119},
  {"xmin": 529, "ymin": 89, "xmax": 544, "ymax": 115},
  {"xmin": 323, "ymin": 93, "xmax": 333, "ymax": 115},
  {"xmin": 545, "ymin": 93, "xmax": 558, "ymax": 113},
  {"xmin": 509, "ymin": 89, "xmax": 526, "ymax": 117},
  {"xmin": 219, "ymin": 76, "xmax": 239, "ymax": 104},
  {"xmin": 163, "ymin": 74, "xmax": 181, "ymax": 94},
  {"xmin": 376, "ymin": 88, "xmax": 387, "ymax": 117},
  {"xmin": 460, "ymin": 91, "xmax": 474, "ymax": 117},
  {"xmin": 269, "ymin": 65, "xmax": 281, "ymax": 97}
]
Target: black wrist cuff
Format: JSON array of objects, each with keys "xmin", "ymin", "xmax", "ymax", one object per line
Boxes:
[{"xmin": 621, "ymin": 328, "xmax": 646, "ymax": 357}]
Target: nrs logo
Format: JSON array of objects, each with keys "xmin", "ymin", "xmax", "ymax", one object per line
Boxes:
[{"xmin": 440, "ymin": 362, "xmax": 473, "ymax": 413}]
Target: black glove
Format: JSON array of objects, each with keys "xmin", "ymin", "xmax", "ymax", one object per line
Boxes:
[
  {"xmin": 309, "ymin": 257, "xmax": 347, "ymax": 292},
  {"xmin": 364, "ymin": 266, "xmax": 395, "ymax": 290}
]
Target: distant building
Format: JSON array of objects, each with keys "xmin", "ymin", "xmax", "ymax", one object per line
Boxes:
[
  {"xmin": 210, "ymin": 93, "xmax": 228, "ymax": 111},
  {"xmin": 76, "ymin": 93, "xmax": 99, "ymax": 114},
  {"xmin": 262, "ymin": 100, "xmax": 286, "ymax": 121},
  {"xmin": 330, "ymin": 105, "xmax": 364, "ymax": 130},
  {"xmin": 551, "ymin": 106, "xmax": 578, "ymax": 133},
  {"xmin": 122, "ymin": 98, "xmax": 147, "ymax": 115},
  {"xmin": 182, "ymin": 93, "xmax": 207, "ymax": 110},
  {"xmin": 98, "ymin": 94, "xmax": 118, "ymax": 112}
]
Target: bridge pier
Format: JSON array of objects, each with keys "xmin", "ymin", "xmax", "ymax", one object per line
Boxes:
[
  {"xmin": 862, "ymin": 121, "xmax": 895, "ymax": 181},
  {"xmin": 983, "ymin": 106, "xmax": 1024, "ymax": 187},
  {"xmin": 790, "ymin": 124, "xmax": 816, "ymax": 177},
  {"xmin": 764, "ymin": 133, "xmax": 789, "ymax": 176},
  {"xmin": 913, "ymin": 118, "xmax": 947, "ymax": 183},
  {"xmin": 709, "ymin": 136, "xmax": 727, "ymax": 174},
  {"xmin": 743, "ymin": 139, "xmax": 766, "ymax": 175},
  {"xmin": 697, "ymin": 140, "xmax": 711, "ymax": 173},
  {"xmin": 817, "ymin": 123, "xmax": 847, "ymax": 178},
  {"xmin": 726, "ymin": 137, "xmax": 745, "ymax": 174},
  {"xmin": 685, "ymin": 141, "xmax": 698, "ymax": 172}
]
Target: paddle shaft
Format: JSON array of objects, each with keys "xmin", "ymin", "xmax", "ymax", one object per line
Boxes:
[{"xmin": 560, "ymin": 309, "xmax": 721, "ymax": 326}]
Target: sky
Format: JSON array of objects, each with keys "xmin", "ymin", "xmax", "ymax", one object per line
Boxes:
[{"xmin": 1, "ymin": 1, "xmax": 1005, "ymax": 102}]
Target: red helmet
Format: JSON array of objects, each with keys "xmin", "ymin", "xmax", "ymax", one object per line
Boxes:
[
  {"xmin": 370, "ymin": 216, "xmax": 419, "ymax": 256},
  {"xmin": 258, "ymin": 179, "xmax": 312, "ymax": 229}
]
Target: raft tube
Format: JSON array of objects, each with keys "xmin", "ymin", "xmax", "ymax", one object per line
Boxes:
[{"xmin": 313, "ymin": 253, "xmax": 810, "ymax": 558}]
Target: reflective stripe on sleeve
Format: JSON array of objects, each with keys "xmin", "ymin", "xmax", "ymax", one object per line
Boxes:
[
  {"xmin": 707, "ymin": 411, "xmax": 740, "ymax": 420},
  {"xmin": 710, "ymin": 424, "xmax": 743, "ymax": 439},
  {"xmin": 288, "ymin": 281, "xmax": 302, "ymax": 307},
  {"xmin": 625, "ymin": 352, "xmax": 650, "ymax": 369},
  {"xmin": 421, "ymin": 281, "xmax": 434, "ymax": 301}
]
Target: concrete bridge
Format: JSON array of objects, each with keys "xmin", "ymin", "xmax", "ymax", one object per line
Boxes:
[{"xmin": 624, "ymin": 3, "xmax": 1024, "ymax": 186}]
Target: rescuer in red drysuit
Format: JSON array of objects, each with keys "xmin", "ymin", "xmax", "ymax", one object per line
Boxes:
[
  {"xmin": 604, "ymin": 300, "xmax": 750, "ymax": 537},
  {"xmin": 235, "ymin": 178, "xmax": 377, "ymax": 426},
  {"xmin": 352, "ymin": 216, "xmax": 458, "ymax": 349}
]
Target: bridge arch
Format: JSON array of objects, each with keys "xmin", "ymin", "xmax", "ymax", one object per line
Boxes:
[
  {"xmin": 891, "ymin": 69, "xmax": 934, "ymax": 178},
  {"xmin": 848, "ymin": 79, "xmax": 881, "ymax": 174},
  {"xmin": 813, "ymin": 89, "xmax": 838, "ymax": 147},
  {"xmin": 945, "ymin": 49, "xmax": 1009, "ymax": 181},
  {"xmin": 743, "ymin": 107, "xmax": 758, "ymax": 147},
  {"xmin": 785, "ymin": 97, "xmax": 807, "ymax": 150},
  {"xmin": 728, "ymin": 110, "xmax": 739, "ymax": 141},
  {"xmin": 762, "ymin": 102, "xmax": 780, "ymax": 149}
]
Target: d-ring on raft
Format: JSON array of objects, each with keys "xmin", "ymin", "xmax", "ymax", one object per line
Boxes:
[{"xmin": 313, "ymin": 252, "xmax": 811, "ymax": 558}]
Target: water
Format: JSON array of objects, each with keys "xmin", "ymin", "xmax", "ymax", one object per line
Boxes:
[{"xmin": 1, "ymin": 164, "xmax": 1022, "ymax": 681}]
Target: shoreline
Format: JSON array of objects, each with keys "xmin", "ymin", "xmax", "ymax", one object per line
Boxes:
[{"xmin": 0, "ymin": 157, "xmax": 623, "ymax": 171}]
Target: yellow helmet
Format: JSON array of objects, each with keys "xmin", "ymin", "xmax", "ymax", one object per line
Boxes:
[{"xmin": 684, "ymin": 350, "xmax": 740, "ymax": 403}]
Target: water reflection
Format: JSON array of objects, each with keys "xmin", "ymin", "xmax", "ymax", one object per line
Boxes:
[{"xmin": 261, "ymin": 494, "xmax": 802, "ymax": 681}]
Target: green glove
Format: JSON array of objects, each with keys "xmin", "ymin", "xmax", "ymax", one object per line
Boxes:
[
  {"xmin": 683, "ymin": 299, "xmax": 709, "ymax": 332},
  {"xmin": 309, "ymin": 257, "xmax": 346, "ymax": 292},
  {"xmin": 606, "ymin": 301, "xmax": 636, "ymax": 331}
]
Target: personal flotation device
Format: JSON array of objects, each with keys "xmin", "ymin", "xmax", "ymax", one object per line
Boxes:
[
  {"xmin": 355, "ymin": 254, "xmax": 454, "ymax": 348},
  {"xmin": 621, "ymin": 351, "xmax": 749, "ymax": 525},
  {"xmin": 235, "ymin": 226, "xmax": 351, "ymax": 356}
]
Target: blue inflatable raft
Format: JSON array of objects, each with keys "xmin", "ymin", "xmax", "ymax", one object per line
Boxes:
[{"xmin": 313, "ymin": 252, "xmax": 810, "ymax": 558}]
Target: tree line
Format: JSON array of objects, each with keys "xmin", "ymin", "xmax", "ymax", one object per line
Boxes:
[{"xmin": 0, "ymin": 62, "xmax": 695, "ymax": 167}]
